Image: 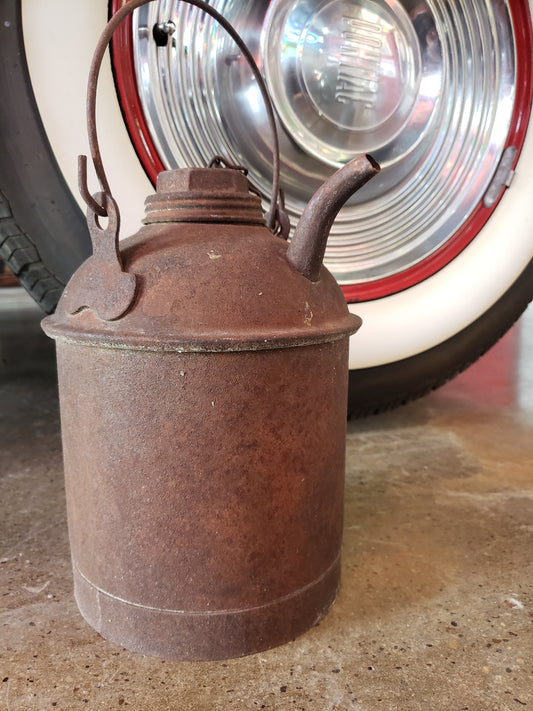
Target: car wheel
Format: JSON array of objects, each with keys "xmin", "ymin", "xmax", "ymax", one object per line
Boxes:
[{"xmin": 8, "ymin": 0, "xmax": 533, "ymax": 414}]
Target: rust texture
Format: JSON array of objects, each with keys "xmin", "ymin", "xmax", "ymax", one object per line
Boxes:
[
  {"xmin": 54, "ymin": 338, "xmax": 350, "ymax": 660},
  {"xmin": 287, "ymin": 154, "xmax": 381, "ymax": 281},
  {"xmin": 42, "ymin": 165, "xmax": 365, "ymax": 660},
  {"xmin": 42, "ymin": 0, "xmax": 380, "ymax": 662},
  {"xmin": 45, "ymin": 168, "xmax": 362, "ymax": 351},
  {"xmin": 60, "ymin": 191, "xmax": 137, "ymax": 321}
]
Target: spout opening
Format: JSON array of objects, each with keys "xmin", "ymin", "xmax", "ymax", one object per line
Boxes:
[{"xmin": 365, "ymin": 154, "xmax": 381, "ymax": 173}]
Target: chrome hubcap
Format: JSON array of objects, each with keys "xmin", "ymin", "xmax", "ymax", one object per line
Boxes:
[{"xmin": 130, "ymin": 0, "xmax": 519, "ymax": 288}]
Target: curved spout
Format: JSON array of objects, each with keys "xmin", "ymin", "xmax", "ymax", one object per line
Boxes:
[{"xmin": 287, "ymin": 154, "xmax": 380, "ymax": 281}]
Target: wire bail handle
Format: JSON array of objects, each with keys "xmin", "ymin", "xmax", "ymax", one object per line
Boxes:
[{"xmin": 78, "ymin": 0, "xmax": 286, "ymax": 234}]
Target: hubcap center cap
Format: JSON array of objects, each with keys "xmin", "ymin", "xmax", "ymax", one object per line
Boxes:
[{"xmin": 263, "ymin": 0, "xmax": 422, "ymax": 161}]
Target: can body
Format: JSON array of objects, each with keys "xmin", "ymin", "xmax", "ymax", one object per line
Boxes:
[{"xmin": 55, "ymin": 337, "xmax": 350, "ymax": 660}]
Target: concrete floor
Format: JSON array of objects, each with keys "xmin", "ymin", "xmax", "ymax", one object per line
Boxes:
[{"xmin": 0, "ymin": 287, "xmax": 532, "ymax": 711}]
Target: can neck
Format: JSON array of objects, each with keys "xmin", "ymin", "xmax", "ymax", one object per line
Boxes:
[{"xmin": 143, "ymin": 167, "xmax": 265, "ymax": 225}]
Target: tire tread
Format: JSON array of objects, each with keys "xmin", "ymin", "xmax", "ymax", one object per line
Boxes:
[{"xmin": 0, "ymin": 191, "xmax": 65, "ymax": 314}]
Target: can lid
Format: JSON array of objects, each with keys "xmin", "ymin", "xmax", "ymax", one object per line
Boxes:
[{"xmin": 143, "ymin": 168, "xmax": 266, "ymax": 226}]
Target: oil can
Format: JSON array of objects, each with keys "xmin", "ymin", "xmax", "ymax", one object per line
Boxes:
[{"xmin": 42, "ymin": 0, "xmax": 379, "ymax": 661}]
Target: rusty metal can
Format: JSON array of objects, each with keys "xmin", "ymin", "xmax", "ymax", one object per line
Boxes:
[
  {"xmin": 42, "ymin": 0, "xmax": 379, "ymax": 661},
  {"xmin": 43, "ymin": 166, "xmax": 362, "ymax": 660}
]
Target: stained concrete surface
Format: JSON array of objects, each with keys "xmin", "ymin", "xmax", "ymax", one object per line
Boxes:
[{"xmin": 0, "ymin": 286, "xmax": 531, "ymax": 711}]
